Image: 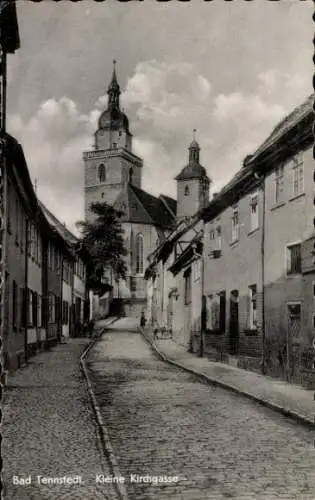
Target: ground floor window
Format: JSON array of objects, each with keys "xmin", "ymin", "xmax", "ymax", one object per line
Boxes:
[{"xmin": 287, "ymin": 302, "xmax": 301, "ymax": 342}]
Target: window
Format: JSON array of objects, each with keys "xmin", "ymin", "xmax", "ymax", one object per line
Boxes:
[
  {"xmin": 275, "ymin": 165, "xmax": 284, "ymax": 204},
  {"xmin": 287, "ymin": 302, "xmax": 301, "ymax": 341},
  {"xmin": 12, "ymin": 280, "xmax": 18, "ymax": 329},
  {"xmin": 37, "ymin": 295, "xmax": 42, "ymax": 328},
  {"xmin": 292, "ymin": 152, "xmax": 304, "ymax": 197},
  {"xmin": 231, "ymin": 208, "xmax": 239, "ymax": 243},
  {"xmin": 129, "ymin": 168, "xmax": 134, "ymax": 184},
  {"xmin": 250, "ymin": 193, "xmax": 259, "ymax": 231},
  {"xmin": 135, "ymin": 233, "xmax": 144, "ymax": 274},
  {"xmin": 184, "ymin": 267, "xmax": 192, "ymax": 305},
  {"xmin": 312, "ymin": 281, "xmax": 315, "ymax": 298},
  {"xmin": 209, "ymin": 229, "xmax": 215, "ymax": 241},
  {"xmin": 184, "ymin": 185, "xmax": 190, "ymax": 196},
  {"xmin": 20, "ymin": 287, "xmax": 26, "ymax": 328},
  {"xmin": 98, "ymin": 163, "xmax": 106, "ymax": 183},
  {"xmin": 286, "ymin": 243, "xmax": 301, "ymax": 275},
  {"xmin": 216, "ymin": 226, "xmax": 222, "ymax": 251},
  {"xmin": 248, "ymin": 284, "xmax": 257, "ymax": 329},
  {"xmin": 28, "ymin": 289, "xmax": 33, "ymax": 327}
]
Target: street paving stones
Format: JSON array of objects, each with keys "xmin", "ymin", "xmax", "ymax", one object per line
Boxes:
[
  {"xmin": 87, "ymin": 324, "xmax": 315, "ymax": 500},
  {"xmin": 3, "ymin": 339, "xmax": 118, "ymax": 500}
]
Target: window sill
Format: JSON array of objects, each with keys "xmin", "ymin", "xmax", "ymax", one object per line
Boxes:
[
  {"xmin": 248, "ymin": 227, "xmax": 259, "ymax": 237},
  {"xmin": 289, "ymin": 192, "xmax": 305, "ymax": 203},
  {"xmin": 271, "ymin": 202, "xmax": 285, "ymax": 211},
  {"xmin": 286, "ymin": 272, "xmax": 302, "ymax": 278},
  {"xmin": 229, "ymin": 239, "xmax": 239, "ymax": 248}
]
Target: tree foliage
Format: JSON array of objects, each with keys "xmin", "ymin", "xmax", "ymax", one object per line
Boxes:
[{"xmin": 76, "ymin": 202, "xmax": 128, "ymax": 295}]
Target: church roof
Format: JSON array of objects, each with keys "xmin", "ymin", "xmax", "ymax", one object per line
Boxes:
[
  {"xmin": 159, "ymin": 194, "xmax": 177, "ymax": 217},
  {"xmin": 114, "ymin": 184, "xmax": 177, "ymax": 229}
]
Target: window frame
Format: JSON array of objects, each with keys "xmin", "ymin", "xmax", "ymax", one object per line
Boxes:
[
  {"xmin": 98, "ymin": 163, "xmax": 106, "ymax": 184},
  {"xmin": 231, "ymin": 207, "xmax": 239, "ymax": 243},
  {"xmin": 275, "ymin": 164, "xmax": 285, "ymax": 205},
  {"xmin": 286, "ymin": 242, "xmax": 302, "ymax": 275},
  {"xmin": 135, "ymin": 233, "xmax": 144, "ymax": 275},
  {"xmin": 248, "ymin": 284, "xmax": 257, "ymax": 330},
  {"xmin": 249, "ymin": 192, "xmax": 259, "ymax": 232},
  {"xmin": 292, "ymin": 152, "xmax": 304, "ymax": 197}
]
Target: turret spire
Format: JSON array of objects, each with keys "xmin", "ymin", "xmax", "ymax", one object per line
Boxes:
[
  {"xmin": 107, "ymin": 59, "xmax": 120, "ymax": 109},
  {"xmin": 189, "ymin": 129, "xmax": 200, "ymax": 164}
]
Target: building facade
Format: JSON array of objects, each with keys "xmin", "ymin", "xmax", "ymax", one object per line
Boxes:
[
  {"xmin": 3, "ymin": 135, "xmax": 88, "ymax": 371},
  {"xmin": 145, "ymin": 94, "xmax": 315, "ymax": 388}
]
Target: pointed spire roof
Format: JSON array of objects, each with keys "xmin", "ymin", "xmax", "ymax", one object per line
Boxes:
[
  {"xmin": 175, "ymin": 131, "xmax": 210, "ymax": 182},
  {"xmin": 98, "ymin": 59, "xmax": 130, "ymax": 133},
  {"xmin": 107, "ymin": 59, "xmax": 120, "ymax": 97}
]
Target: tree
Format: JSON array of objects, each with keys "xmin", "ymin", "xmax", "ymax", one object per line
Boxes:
[{"xmin": 76, "ymin": 202, "xmax": 128, "ymax": 295}]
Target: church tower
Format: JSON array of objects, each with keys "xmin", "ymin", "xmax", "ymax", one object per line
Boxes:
[
  {"xmin": 83, "ymin": 61, "xmax": 143, "ymax": 220},
  {"xmin": 175, "ymin": 131, "xmax": 211, "ymax": 220}
]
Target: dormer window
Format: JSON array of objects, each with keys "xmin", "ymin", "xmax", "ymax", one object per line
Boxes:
[
  {"xmin": 98, "ymin": 164, "xmax": 106, "ymax": 183},
  {"xmin": 184, "ymin": 185, "xmax": 190, "ymax": 196}
]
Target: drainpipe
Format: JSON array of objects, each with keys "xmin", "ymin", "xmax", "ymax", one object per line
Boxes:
[{"xmin": 255, "ymin": 171, "xmax": 266, "ymax": 374}]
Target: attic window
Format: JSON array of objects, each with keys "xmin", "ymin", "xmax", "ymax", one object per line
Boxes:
[{"xmin": 184, "ymin": 185, "xmax": 190, "ymax": 196}]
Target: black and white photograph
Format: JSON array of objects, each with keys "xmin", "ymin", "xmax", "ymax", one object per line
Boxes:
[{"xmin": 1, "ymin": 0, "xmax": 314, "ymax": 499}]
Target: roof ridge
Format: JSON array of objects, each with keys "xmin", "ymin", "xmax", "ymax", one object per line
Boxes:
[{"xmin": 39, "ymin": 200, "xmax": 78, "ymax": 242}]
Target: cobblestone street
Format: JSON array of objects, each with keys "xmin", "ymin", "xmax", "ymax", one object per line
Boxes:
[
  {"xmin": 86, "ymin": 322, "xmax": 315, "ymax": 500},
  {"xmin": 3, "ymin": 339, "xmax": 118, "ymax": 500}
]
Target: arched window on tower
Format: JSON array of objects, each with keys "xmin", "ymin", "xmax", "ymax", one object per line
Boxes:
[
  {"xmin": 184, "ymin": 185, "xmax": 190, "ymax": 196},
  {"xmin": 135, "ymin": 233, "xmax": 144, "ymax": 274},
  {"xmin": 98, "ymin": 163, "xmax": 106, "ymax": 183},
  {"xmin": 129, "ymin": 168, "xmax": 134, "ymax": 184}
]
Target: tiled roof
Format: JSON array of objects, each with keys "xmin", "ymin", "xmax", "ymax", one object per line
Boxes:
[
  {"xmin": 159, "ymin": 194, "xmax": 177, "ymax": 217},
  {"xmin": 116, "ymin": 184, "xmax": 176, "ymax": 229},
  {"xmin": 250, "ymin": 93, "xmax": 314, "ymax": 161},
  {"xmin": 39, "ymin": 201, "xmax": 79, "ymax": 247}
]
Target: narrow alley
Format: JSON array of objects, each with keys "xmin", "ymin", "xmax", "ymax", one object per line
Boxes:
[{"xmin": 86, "ymin": 320, "xmax": 315, "ymax": 500}]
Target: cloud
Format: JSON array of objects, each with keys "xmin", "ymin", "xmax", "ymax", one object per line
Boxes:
[{"xmin": 7, "ymin": 60, "xmax": 311, "ymax": 232}]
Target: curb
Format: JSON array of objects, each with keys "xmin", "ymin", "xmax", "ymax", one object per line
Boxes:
[
  {"xmin": 80, "ymin": 321, "xmax": 129, "ymax": 500},
  {"xmin": 140, "ymin": 328, "xmax": 315, "ymax": 430}
]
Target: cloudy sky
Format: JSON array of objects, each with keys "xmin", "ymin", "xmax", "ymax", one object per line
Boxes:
[{"xmin": 7, "ymin": 0, "xmax": 313, "ymax": 233}]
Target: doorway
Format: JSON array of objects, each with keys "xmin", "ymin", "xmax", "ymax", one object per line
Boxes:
[{"xmin": 229, "ymin": 290, "xmax": 239, "ymax": 355}]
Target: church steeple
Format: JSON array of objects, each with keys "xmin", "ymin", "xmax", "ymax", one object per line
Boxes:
[
  {"xmin": 175, "ymin": 131, "xmax": 211, "ymax": 220},
  {"xmin": 107, "ymin": 59, "xmax": 121, "ymax": 109},
  {"xmin": 188, "ymin": 129, "xmax": 200, "ymax": 164}
]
